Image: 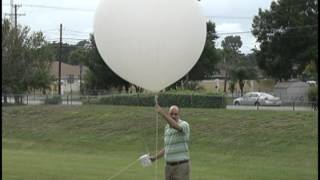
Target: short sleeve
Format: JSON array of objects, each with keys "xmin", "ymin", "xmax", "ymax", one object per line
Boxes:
[{"xmin": 178, "ymin": 121, "xmax": 189, "ymax": 134}]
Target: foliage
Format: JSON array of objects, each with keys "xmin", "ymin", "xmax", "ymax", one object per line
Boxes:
[
  {"xmin": 92, "ymin": 93, "xmax": 226, "ymax": 108},
  {"xmin": 220, "ymin": 35, "xmax": 243, "ymax": 93},
  {"xmin": 229, "ymin": 55, "xmax": 258, "ymax": 96},
  {"xmin": 2, "ymin": 19, "xmax": 54, "ymax": 100},
  {"xmin": 228, "ymin": 81, "xmax": 236, "ymax": 96},
  {"xmin": 302, "ymin": 60, "xmax": 318, "ymax": 81},
  {"xmin": 307, "ymin": 86, "xmax": 318, "ymax": 102},
  {"xmin": 187, "ymin": 21, "xmax": 221, "ymax": 80},
  {"xmin": 44, "ymin": 95, "xmax": 62, "ymax": 104},
  {"xmin": 81, "ymin": 34, "xmax": 131, "ymax": 94},
  {"xmin": 221, "ymin": 36, "xmax": 258, "ymax": 94},
  {"xmin": 221, "ymin": 35, "xmax": 243, "ymax": 54},
  {"xmin": 252, "ymin": 0, "xmax": 318, "ymax": 81},
  {"xmin": 168, "ymin": 21, "xmax": 221, "ymax": 90}
]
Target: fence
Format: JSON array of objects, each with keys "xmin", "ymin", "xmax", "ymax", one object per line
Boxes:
[
  {"xmin": 225, "ymin": 95, "xmax": 318, "ymax": 111},
  {"xmin": 2, "ymin": 94, "xmax": 318, "ymax": 111},
  {"xmin": 2, "ymin": 94, "xmax": 82, "ymax": 105}
]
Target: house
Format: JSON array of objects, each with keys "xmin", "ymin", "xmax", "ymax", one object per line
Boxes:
[
  {"xmin": 50, "ymin": 61, "xmax": 88, "ymax": 95},
  {"xmin": 273, "ymin": 80, "xmax": 310, "ymax": 103}
]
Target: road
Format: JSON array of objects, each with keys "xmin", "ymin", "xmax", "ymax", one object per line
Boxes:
[{"xmin": 226, "ymin": 105, "xmax": 316, "ymax": 111}]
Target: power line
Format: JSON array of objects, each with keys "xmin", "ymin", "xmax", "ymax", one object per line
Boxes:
[
  {"xmin": 216, "ymin": 24, "xmax": 318, "ymax": 35},
  {"xmin": 4, "ymin": 4, "xmax": 25, "ymax": 27},
  {"xmin": 64, "ymin": 29, "xmax": 91, "ymax": 35},
  {"xmin": 3, "ymin": 3, "xmax": 94, "ymax": 12},
  {"xmin": 217, "ymin": 31, "xmax": 252, "ymax": 35},
  {"xmin": 206, "ymin": 16, "xmax": 252, "ymax": 20}
]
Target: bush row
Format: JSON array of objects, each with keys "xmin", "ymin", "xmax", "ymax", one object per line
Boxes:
[
  {"xmin": 44, "ymin": 96, "xmax": 62, "ymax": 104},
  {"xmin": 91, "ymin": 93, "xmax": 226, "ymax": 108}
]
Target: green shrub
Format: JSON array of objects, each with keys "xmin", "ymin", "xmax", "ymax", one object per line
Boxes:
[
  {"xmin": 45, "ymin": 96, "xmax": 62, "ymax": 105},
  {"xmin": 308, "ymin": 86, "xmax": 318, "ymax": 102},
  {"xmin": 96, "ymin": 93, "xmax": 226, "ymax": 108}
]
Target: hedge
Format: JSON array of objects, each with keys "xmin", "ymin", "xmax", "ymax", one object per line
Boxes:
[
  {"xmin": 45, "ymin": 95, "xmax": 62, "ymax": 105},
  {"xmin": 92, "ymin": 93, "xmax": 226, "ymax": 108}
]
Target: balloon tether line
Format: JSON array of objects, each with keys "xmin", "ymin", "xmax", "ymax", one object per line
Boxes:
[
  {"xmin": 154, "ymin": 94, "xmax": 159, "ymax": 180},
  {"xmin": 106, "ymin": 158, "xmax": 139, "ymax": 180}
]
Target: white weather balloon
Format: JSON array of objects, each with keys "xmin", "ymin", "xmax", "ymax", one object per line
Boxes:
[{"xmin": 94, "ymin": 0, "xmax": 206, "ymax": 92}]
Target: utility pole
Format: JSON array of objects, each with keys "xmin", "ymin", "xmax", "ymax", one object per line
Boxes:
[
  {"xmin": 14, "ymin": 4, "xmax": 18, "ymax": 29},
  {"xmin": 4, "ymin": 3, "xmax": 25, "ymax": 27},
  {"xmin": 58, "ymin": 24, "xmax": 63, "ymax": 95}
]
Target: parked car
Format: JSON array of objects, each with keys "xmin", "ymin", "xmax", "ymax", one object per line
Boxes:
[{"xmin": 233, "ymin": 92, "xmax": 282, "ymax": 106}]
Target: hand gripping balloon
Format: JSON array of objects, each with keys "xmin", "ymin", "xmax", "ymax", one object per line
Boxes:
[{"xmin": 94, "ymin": 0, "xmax": 206, "ymax": 92}]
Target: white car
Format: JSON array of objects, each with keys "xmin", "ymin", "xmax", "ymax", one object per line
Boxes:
[{"xmin": 233, "ymin": 92, "xmax": 282, "ymax": 106}]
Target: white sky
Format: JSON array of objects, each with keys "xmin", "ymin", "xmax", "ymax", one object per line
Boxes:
[{"xmin": 2, "ymin": 0, "xmax": 273, "ymax": 54}]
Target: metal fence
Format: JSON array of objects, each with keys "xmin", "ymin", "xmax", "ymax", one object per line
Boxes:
[
  {"xmin": 2, "ymin": 94, "xmax": 318, "ymax": 111},
  {"xmin": 2, "ymin": 94, "xmax": 82, "ymax": 105}
]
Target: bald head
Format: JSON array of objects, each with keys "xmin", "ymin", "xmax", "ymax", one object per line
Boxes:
[
  {"xmin": 169, "ymin": 105, "xmax": 180, "ymax": 121},
  {"xmin": 169, "ymin": 105, "xmax": 179, "ymax": 112}
]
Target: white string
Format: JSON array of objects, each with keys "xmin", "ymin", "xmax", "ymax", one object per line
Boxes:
[
  {"xmin": 106, "ymin": 158, "xmax": 139, "ymax": 180},
  {"xmin": 155, "ymin": 96, "xmax": 159, "ymax": 180},
  {"xmin": 155, "ymin": 100, "xmax": 158, "ymax": 180},
  {"xmin": 106, "ymin": 95, "xmax": 159, "ymax": 180}
]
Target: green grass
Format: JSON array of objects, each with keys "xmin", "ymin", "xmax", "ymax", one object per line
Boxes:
[{"xmin": 2, "ymin": 105, "xmax": 318, "ymax": 180}]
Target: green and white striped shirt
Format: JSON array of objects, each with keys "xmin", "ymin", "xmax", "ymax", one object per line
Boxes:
[{"xmin": 164, "ymin": 119, "xmax": 190, "ymax": 162}]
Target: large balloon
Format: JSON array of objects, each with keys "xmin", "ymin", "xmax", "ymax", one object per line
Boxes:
[{"xmin": 94, "ymin": 0, "xmax": 206, "ymax": 92}]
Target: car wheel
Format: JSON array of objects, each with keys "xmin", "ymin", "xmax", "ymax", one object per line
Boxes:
[
  {"xmin": 254, "ymin": 102, "xmax": 260, "ymax": 106},
  {"xmin": 234, "ymin": 101, "xmax": 240, "ymax": 106}
]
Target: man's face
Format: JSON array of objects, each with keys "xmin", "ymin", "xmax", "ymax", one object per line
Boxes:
[{"xmin": 169, "ymin": 107, "xmax": 179, "ymax": 121}]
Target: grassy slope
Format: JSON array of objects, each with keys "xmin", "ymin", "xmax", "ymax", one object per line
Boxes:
[{"xmin": 2, "ymin": 105, "xmax": 318, "ymax": 180}]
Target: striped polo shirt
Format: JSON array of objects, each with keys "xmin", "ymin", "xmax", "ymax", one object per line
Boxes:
[{"xmin": 164, "ymin": 119, "xmax": 190, "ymax": 162}]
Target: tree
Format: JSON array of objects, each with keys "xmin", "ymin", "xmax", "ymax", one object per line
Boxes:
[
  {"xmin": 67, "ymin": 41, "xmax": 91, "ymax": 94},
  {"xmin": 82, "ymin": 34, "xmax": 131, "ymax": 94},
  {"xmin": 67, "ymin": 40, "xmax": 90, "ymax": 65},
  {"xmin": 167, "ymin": 21, "xmax": 221, "ymax": 90},
  {"xmin": 2, "ymin": 19, "xmax": 54, "ymax": 103},
  {"xmin": 221, "ymin": 35, "xmax": 243, "ymax": 54},
  {"xmin": 252, "ymin": 0, "xmax": 318, "ymax": 81},
  {"xmin": 221, "ymin": 35, "xmax": 243, "ymax": 93},
  {"xmin": 229, "ymin": 55, "xmax": 258, "ymax": 96},
  {"xmin": 302, "ymin": 60, "xmax": 318, "ymax": 81},
  {"xmin": 46, "ymin": 41, "xmax": 85, "ymax": 65},
  {"xmin": 188, "ymin": 21, "xmax": 220, "ymax": 80}
]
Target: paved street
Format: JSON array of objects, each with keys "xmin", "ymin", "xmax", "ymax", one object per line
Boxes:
[{"xmin": 226, "ymin": 105, "xmax": 316, "ymax": 111}]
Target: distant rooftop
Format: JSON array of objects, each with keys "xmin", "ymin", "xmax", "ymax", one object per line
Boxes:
[{"xmin": 50, "ymin": 61, "xmax": 88, "ymax": 79}]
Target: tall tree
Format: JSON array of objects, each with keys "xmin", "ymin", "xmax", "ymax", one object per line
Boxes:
[
  {"xmin": 221, "ymin": 35, "xmax": 243, "ymax": 54},
  {"xmin": 221, "ymin": 35, "xmax": 243, "ymax": 92},
  {"xmin": 2, "ymin": 19, "xmax": 54, "ymax": 103},
  {"xmin": 229, "ymin": 55, "xmax": 258, "ymax": 96},
  {"xmin": 82, "ymin": 34, "xmax": 131, "ymax": 94},
  {"xmin": 168, "ymin": 21, "xmax": 221, "ymax": 90},
  {"xmin": 28, "ymin": 32, "xmax": 55, "ymax": 94},
  {"xmin": 252, "ymin": 0, "xmax": 318, "ymax": 81},
  {"xmin": 188, "ymin": 21, "xmax": 220, "ymax": 80}
]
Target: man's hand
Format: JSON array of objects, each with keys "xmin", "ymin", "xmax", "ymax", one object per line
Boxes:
[
  {"xmin": 155, "ymin": 104, "xmax": 163, "ymax": 114},
  {"xmin": 149, "ymin": 156, "xmax": 156, "ymax": 162}
]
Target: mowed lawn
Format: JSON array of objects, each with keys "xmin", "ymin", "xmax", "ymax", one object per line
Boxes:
[{"xmin": 2, "ymin": 105, "xmax": 318, "ymax": 180}]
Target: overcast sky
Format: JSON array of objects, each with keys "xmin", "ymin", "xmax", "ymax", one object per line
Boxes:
[{"xmin": 2, "ymin": 0, "xmax": 273, "ymax": 54}]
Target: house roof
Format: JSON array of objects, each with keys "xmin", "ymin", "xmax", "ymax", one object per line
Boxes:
[{"xmin": 50, "ymin": 61, "xmax": 88, "ymax": 79}]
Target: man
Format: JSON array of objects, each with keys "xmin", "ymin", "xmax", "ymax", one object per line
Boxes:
[{"xmin": 150, "ymin": 104, "xmax": 190, "ymax": 180}]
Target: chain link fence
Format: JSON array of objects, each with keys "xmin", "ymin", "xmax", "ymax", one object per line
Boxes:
[{"xmin": 2, "ymin": 93, "xmax": 318, "ymax": 111}]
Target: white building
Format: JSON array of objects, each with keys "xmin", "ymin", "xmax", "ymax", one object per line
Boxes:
[
  {"xmin": 50, "ymin": 61, "xmax": 88, "ymax": 95},
  {"xmin": 273, "ymin": 80, "xmax": 310, "ymax": 103}
]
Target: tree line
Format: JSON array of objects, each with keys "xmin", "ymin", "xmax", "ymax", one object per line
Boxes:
[{"xmin": 2, "ymin": 0, "xmax": 318, "ymax": 103}]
